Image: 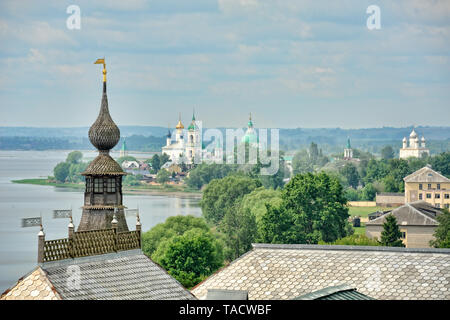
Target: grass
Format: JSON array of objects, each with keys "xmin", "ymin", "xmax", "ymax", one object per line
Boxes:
[
  {"xmin": 353, "ymin": 223, "xmax": 366, "ymax": 236},
  {"xmin": 12, "ymin": 178, "xmax": 84, "ymax": 189},
  {"xmin": 12, "ymin": 178, "xmax": 202, "ymax": 194},
  {"xmin": 348, "ymin": 206, "xmax": 392, "ymax": 218}
]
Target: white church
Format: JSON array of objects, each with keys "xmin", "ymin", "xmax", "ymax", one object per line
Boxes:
[
  {"xmin": 162, "ymin": 112, "xmax": 222, "ymax": 166},
  {"xmin": 399, "ymin": 128, "xmax": 430, "ymax": 159}
]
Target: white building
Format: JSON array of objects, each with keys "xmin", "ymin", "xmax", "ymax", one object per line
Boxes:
[
  {"xmin": 399, "ymin": 128, "xmax": 430, "ymax": 159},
  {"xmin": 162, "ymin": 112, "xmax": 221, "ymax": 166}
]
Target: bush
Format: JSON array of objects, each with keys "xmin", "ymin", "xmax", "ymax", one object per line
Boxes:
[{"xmin": 319, "ymin": 234, "xmax": 380, "ymax": 246}]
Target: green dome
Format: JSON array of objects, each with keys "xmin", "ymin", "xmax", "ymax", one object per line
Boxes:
[{"xmin": 241, "ymin": 131, "xmax": 258, "ymax": 144}]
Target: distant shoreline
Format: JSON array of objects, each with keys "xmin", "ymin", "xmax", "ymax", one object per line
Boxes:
[{"xmin": 12, "ymin": 179, "xmax": 203, "ymax": 198}]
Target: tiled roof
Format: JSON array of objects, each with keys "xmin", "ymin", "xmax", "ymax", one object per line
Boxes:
[
  {"xmin": 403, "ymin": 166, "xmax": 450, "ymax": 183},
  {"xmin": 191, "ymin": 244, "xmax": 450, "ymax": 300},
  {"xmin": 41, "ymin": 249, "xmax": 196, "ymax": 300},
  {"xmin": 1, "ymin": 268, "xmax": 61, "ymax": 300},
  {"xmin": 82, "ymin": 152, "xmax": 125, "ymax": 176},
  {"xmin": 366, "ymin": 201, "xmax": 440, "ymax": 226},
  {"xmin": 3, "ymin": 249, "xmax": 196, "ymax": 300},
  {"xmin": 293, "ymin": 284, "xmax": 374, "ymax": 300}
]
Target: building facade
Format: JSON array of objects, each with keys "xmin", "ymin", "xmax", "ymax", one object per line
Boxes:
[
  {"xmin": 404, "ymin": 165, "xmax": 450, "ymax": 209},
  {"xmin": 365, "ymin": 201, "xmax": 441, "ymax": 248},
  {"xmin": 399, "ymin": 128, "xmax": 430, "ymax": 159},
  {"xmin": 343, "ymin": 137, "xmax": 353, "ymax": 160}
]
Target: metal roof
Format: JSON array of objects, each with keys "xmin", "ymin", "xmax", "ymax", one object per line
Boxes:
[{"xmin": 294, "ymin": 284, "xmax": 374, "ymax": 300}]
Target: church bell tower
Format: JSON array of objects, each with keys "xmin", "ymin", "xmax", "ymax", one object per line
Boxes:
[{"xmin": 78, "ymin": 58, "xmax": 129, "ymax": 232}]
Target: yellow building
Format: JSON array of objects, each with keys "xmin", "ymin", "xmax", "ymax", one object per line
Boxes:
[{"xmin": 404, "ymin": 165, "xmax": 450, "ymax": 209}]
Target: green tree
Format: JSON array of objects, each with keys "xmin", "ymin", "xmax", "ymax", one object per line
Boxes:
[
  {"xmin": 53, "ymin": 162, "xmax": 70, "ymax": 182},
  {"xmin": 156, "ymin": 228, "xmax": 224, "ymax": 288},
  {"xmin": 319, "ymin": 234, "xmax": 380, "ymax": 246},
  {"xmin": 339, "ymin": 163, "xmax": 360, "ymax": 188},
  {"xmin": 292, "ymin": 149, "xmax": 313, "ymax": 174},
  {"xmin": 185, "ymin": 163, "xmax": 236, "ymax": 190},
  {"xmin": 430, "ymin": 209, "xmax": 450, "ymax": 248},
  {"xmin": 380, "ymin": 215, "xmax": 405, "ymax": 247},
  {"xmin": 66, "ymin": 151, "xmax": 83, "ymax": 164},
  {"xmin": 260, "ymin": 172, "xmax": 351, "ymax": 244},
  {"xmin": 200, "ymin": 175, "xmax": 262, "ymax": 225},
  {"xmin": 220, "ymin": 203, "xmax": 258, "ymax": 260},
  {"xmin": 382, "ymin": 175, "xmax": 401, "ymax": 193},
  {"xmin": 156, "ymin": 169, "xmax": 170, "ymax": 184},
  {"xmin": 380, "ymin": 145, "xmax": 395, "ymax": 160},
  {"xmin": 142, "ymin": 215, "xmax": 211, "ymax": 258},
  {"xmin": 151, "ymin": 154, "xmax": 161, "ymax": 172},
  {"xmin": 160, "ymin": 153, "xmax": 170, "ymax": 167},
  {"xmin": 361, "ymin": 183, "xmax": 377, "ymax": 201},
  {"xmin": 123, "ymin": 174, "xmax": 140, "ymax": 186},
  {"xmin": 431, "ymin": 152, "xmax": 450, "ymax": 177},
  {"xmin": 240, "ymin": 187, "xmax": 282, "ymax": 233}
]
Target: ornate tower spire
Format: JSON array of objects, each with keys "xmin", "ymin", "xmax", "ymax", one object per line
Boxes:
[{"xmin": 79, "ymin": 59, "xmax": 128, "ymax": 232}]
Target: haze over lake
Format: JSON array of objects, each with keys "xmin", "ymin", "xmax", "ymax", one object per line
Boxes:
[{"xmin": 0, "ymin": 150, "xmax": 202, "ymax": 293}]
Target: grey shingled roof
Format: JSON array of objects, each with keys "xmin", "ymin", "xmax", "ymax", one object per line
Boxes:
[
  {"xmin": 206, "ymin": 289, "xmax": 248, "ymax": 300},
  {"xmin": 366, "ymin": 201, "xmax": 441, "ymax": 226},
  {"xmin": 191, "ymin": 244, "xmax": 450, "ymax": 300},
  {"xmin": 41, "ymin": 249, "xmax": 196, "ymax": 300}
]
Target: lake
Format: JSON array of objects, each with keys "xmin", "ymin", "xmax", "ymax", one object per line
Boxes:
[{"xmin": 0, "ymin": 150, "xmax": 202, "ymax": 293}]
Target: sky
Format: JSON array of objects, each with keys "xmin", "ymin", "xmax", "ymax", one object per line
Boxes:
[{"xmin": 0, "ymin": 0, "xmax": 449, "ymax": 129}]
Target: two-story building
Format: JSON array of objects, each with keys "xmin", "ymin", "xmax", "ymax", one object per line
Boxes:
[{"xmin": 404, "ymin": 165, "xmax": 450, "ymax": 209}]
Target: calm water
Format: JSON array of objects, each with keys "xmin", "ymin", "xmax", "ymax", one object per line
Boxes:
[{"xmin": 0, "ymin": 150, "xmax": 202, "ymax": 293}]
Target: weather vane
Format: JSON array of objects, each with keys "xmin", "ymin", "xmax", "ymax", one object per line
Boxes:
[{"xmin": 94, "ymin": 57, "xmax": 106, "ymax": 82}]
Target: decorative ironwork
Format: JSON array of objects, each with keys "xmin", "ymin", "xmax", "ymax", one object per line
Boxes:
[
  {"xmin": 22, "ymin": 217, "xmax": 42, "ymax": 228},
  {"xmin": 53, "ymin": 210, "xmax": 72, "ymax": 219},
  {"xmin": 42, "ymin": 228, "xmax": 141, "ymax": 262}
]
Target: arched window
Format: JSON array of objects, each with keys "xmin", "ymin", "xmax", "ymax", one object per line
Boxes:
[{"xmin": 190, "ymin": 135, "xmax": 194, "ymax": 143}]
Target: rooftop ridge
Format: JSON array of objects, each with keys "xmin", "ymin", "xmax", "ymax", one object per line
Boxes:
[{"xmin": 251, "ymin": 243, "xmax": 450, "ymax": 254}]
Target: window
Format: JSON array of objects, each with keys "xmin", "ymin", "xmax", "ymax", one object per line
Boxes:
[
  {"xmin": 400, "ymin": 229, "xmax": 407, "ymax": 240},
  {"xmin": 445, "ymin": 204, "xmax": 449, "ymax": 209},
  {"xmin": 428, "ymin": 184, "xmax": 432, "ymax": 190},
  {"xmin": 426, "ymin": 193, "xmax": 431, "ymax": 199},
  {"xmin": 437, "ymin": 184, "xmax": 441, "ymax": 190},
  {"xmin": 445, "ymin": 194, "xmax": 450, "ymax": 199},
  {"xmin": 107, "ymin": 178, "xmax": 116, "ymax": 193},
  {"xmin": 419, "ymin": 193, "xmax": 422, "ymax": 200},
  {"xmin": 94, "ymin": 178, "xmax": 103, "ymax": 193},
  {"xmin": 86, "ymin": 177, "xmax": 92, "ymax": 192},
  {"xmin": 435, "ymin": 193, "xmax": 440, "ymax": 199},
  {"xmin": 419, "ymin": 184, "xmax": 422, "ymax": 190}
]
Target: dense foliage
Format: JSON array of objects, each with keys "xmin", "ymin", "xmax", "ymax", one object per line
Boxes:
[
  {"xmin": 141, "ymin": 216, "xmax": 224, "ymax": 288},
  {"xmin": 259, "ymin": 172, "xmax": 352, "ymax": 244},
  {"xmin": 318, "ymin": 234, "xmax": 380, "ymax": 246},
  {"xmin": 430, "ymin": 209, "xmax": 450, "ymax": 248},
  {"xmin": 53, "ymin": 151, "xmax": 88, "ymax": 182}
]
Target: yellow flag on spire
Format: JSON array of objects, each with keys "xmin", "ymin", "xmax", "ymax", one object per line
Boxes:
[
  {"xmin": 94, "ymin": 58, "xmax": 105, "ymax": 65},
  {"xmin": 94, "ymin": 58, "xmax": 106, "ymax": 82}
]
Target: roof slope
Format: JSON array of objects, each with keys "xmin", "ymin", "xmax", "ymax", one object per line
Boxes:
[
  {"xmin": 403, "ymin": 166, "xmax": 450, "ymax": 183},
  {"xmin": 1, "ymin": 267, "xmax": 61, "ymax": 300},
  {"xmin": 40, "ymin": 249, "xmax": 195, "ymax": 300},
  {"xmin": 366, "ymin": 201, "xmax": 440, "ymax": 226},
  {"xmin": 191, "ymin": 244, "xmax": 450, "ymax": 300},
  {"xmin": 294, "ymin": 284, "xmax": 374, "ymax": 300}
]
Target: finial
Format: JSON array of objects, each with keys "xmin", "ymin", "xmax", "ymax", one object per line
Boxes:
[
  {"xmin": 94, "ymin": 57, "xmax": 106, "ymax": 83},
  {"xmin": 136, "ymin": 211, "xmax": 141, "ymax": 227},
  {"xmin": 249, "ymin": 112, "xmax": 252, "ymax": 121},
  {"xmin": 68, "ymin": 215, "xmax": 74, "ymax": 228},
  {"xmin": 38, "ymin": 223, "xmax": 45, "ymax": 237}
]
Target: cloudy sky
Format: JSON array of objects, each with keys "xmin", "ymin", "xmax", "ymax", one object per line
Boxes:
[{"xmin": 0, "ymin": 0, "xmax": 449, "ymax": 129}]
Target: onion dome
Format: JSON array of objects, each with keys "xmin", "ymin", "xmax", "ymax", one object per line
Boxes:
[
  {"xmin": 82, "ymin": 60, "xmax": 125, "ymax": 176},
  {"xmin": 403, "ymin": 137, "xmax": 407, "ymax": 142},
  {"xmin": 88, "ymin": 83, "xmax": 120, "ymax": 151},
  {"xmin": 346, "ymin": 137, "xmax": 351, "ymax": 149},
  {"xmin": 176, "ymin": 113, "xmax": 184, "ymax": 129},
  {"xmin": 241, "ymin": 113, "xmax": 258, "ymax": 144},
  {"xmin": 409, "ymin": 129, "xmax": 417, "ymax": 139},
  {"xmin": 421, "ymin": 136, "xmax": 426, "ymax": 141}
]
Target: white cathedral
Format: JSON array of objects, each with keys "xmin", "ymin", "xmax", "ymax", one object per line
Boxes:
[
  {"xmin": 162, "ymin": 112, "xmax": 223, "ymax": 166},
  {"xmin": 399, "ymin": 128, "xmax": 430, "ymax": 159}
]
